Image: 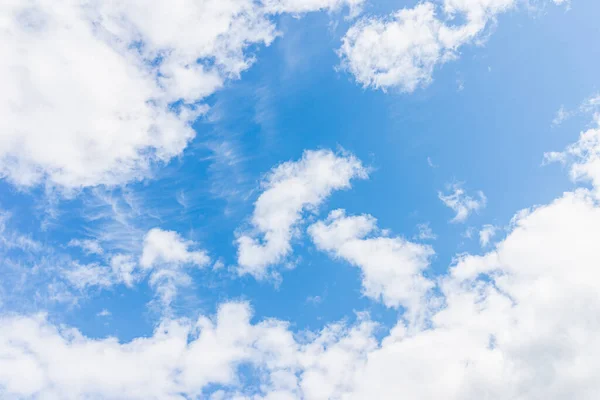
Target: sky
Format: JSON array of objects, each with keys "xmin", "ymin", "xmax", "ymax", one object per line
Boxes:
[{"xmin": 1, "ymin": 0, "xmax": 600, "ymax": 398}]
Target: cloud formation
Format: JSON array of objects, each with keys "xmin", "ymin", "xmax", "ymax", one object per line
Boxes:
[
  {"xmin": 309, "ymin": 209, "xmax": 434, "ymax": 312},
  {"xmin": 338, "ymin": 0, "xmax": 516, "ymax": 91},
  {"xmin": 478, "ymin": 224, "xmax": 497, "ymax": 247},
  {"xmin": 439, "ymin": 183, "xmax": 487, "ymax": 223},
  {"xmin": 63, "ymin": 228, "xmax": 209, "ymax": 307},
  {"xmin": 4, "ymin": 185, "xmax": 600, "ymax": 399},
  {"xmin": 0, "ymin": 0, "xmax": 361, "ymax": 189},
  {"xmin": 236, "ymin": 149, "xmax": 367, "ymax": 279},
  {"xmin": 545, "ymin": 119, "xmax": 600, "ymax": 194}
]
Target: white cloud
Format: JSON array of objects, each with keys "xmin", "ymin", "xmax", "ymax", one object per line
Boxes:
[
  {"xmin": 308, "ymin": 209, "xmax": 434, "ymax": 312},
  {"xmin": 0, "ymin": 0, "xmax": 361, "ymax": 190},
  {"xmin": 550, "ymin": 94, "xmax": 600, "ymax": 128},
  {"xmin": 63, "ymin": 262, "xmax": 115, "ymax": 290},
  {"xmin": 97, "ymin": 309, "xmax": 111, "ymax": 317},
  {"xmin": 141, "ymin": 228, "xmax": 209, "ymax": 270},
  {"xmin": 545, "ymin": 121, "xmax": 600, "ymax": 194},
  {"xmin": 0, "ymin": 302, "xmax": 292, "ymax": 399},
  {"xmin": 6, "ymin": 184, "xmax": 600, "ymax": 400},
  {"xmin": 236, "ymin": 149, "xmax": 367, "ymax": 279},
  {"xmin": 462, "ymin": 225, "xmax": 476, "ymax": 239},
  {"xmin": 0, "ymin": 211, "xmax": 42, "ymax": 252},
  {"xmin": 348, "ymin": 188, "xmax": 600, "ymax": 399},
  {"xmin": 263, "ymin": 0, "xmax": 364, "ymax": 15},
  {"xmin": 339, "ymin": 3, "xmax": 450, "ymax": 92},
  {"xmin": 439, "ymin": 183, "xmax": 487, "ymax": 223},
  {"xmin": 415, "ymin": 222, "xmax": 437, "ymax": 240},
  {"xmin": 140, "ymin": 228, "xmax": 210, "ymax": 306},
  {"xmin": 552, "ymin": 105, "xmax": 572, "ymax": 126},
  {"xmin": 63, "ymin": 254, "xmax": 138, "ymax": 290},
  {"xmin": 0, "ymin": 300, "xmax": 378, "ymax": 400},
  {"xmin": 63, "ymin": 228, "xmax": 209, "ymax": 307},
  {"xmin": 67, "ymin": 239, "xmax": 104, "ymax": 255},
  {"xmin": 478, "ymin": 224, "xmax": 496, "ymax": 247},
  {"xmin": 5, "ymin": 139, "xmax": 600, "ymax": 398},
  {"xmin": 338, "ymin": 0, "xmax": 518, "ymax": 91}
]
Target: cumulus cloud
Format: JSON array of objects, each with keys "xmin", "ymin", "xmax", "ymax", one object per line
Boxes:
[
  {"xmin": 0, "ymin": 302, "xmax": 289, "ymax": 399},
  {"xmin": 351, "ymin": 187, "xmax": 600, "ymax": 399},
  {"xmin": 439, "ymin": 183, "xmax": 487, "ymax": 223},
  {"xmin": 140, "ymin": 228, "xmax": 209, "ymax": 269},
  {"xmin": 308, "ymin": 209, "xmax": 434, "ymax": 312},
  {"xmin": 236, "ymin": 149, "xmax": 367, "ymax": 279},
  {"xmin": 0, "ymin": 301, "xmax": 377, "ymax": 400},
  {"xmin": 338, "ymin": 0, "xmax": 517, "ymax": 91},
  {"xmin": 4, "ymin": 186, "xmax": 600, "ymax": 399},
  {"xmin": 5, "ymin": 122, "xmax": 600, "ymax": 398},
  {"xmin": 0, "ymin": 0, "xmax": 361, "ymax": 190}
]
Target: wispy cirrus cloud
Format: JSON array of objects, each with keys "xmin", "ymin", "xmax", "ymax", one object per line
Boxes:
[{"xmin": 439, "ymin": 183, "xmax": 487, "ymax": 223}]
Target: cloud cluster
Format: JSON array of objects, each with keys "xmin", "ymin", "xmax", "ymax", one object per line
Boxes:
[
  {"xmin": 3, "ymin": 184, "xmax": 600, "ymax": 399},
  {"xmin": 0, "ymin": 0, "xmax": 361, "ymax": 189},
  {"xmin": 64, "ymin": 228, "xmax": 209, "ymax": 307},
  {"xmin": 350, "ymin": 188, "xmax": 600, "ymax": 399},
  {"xmin": 1, "ymin": 1, "xmax": 596, "ymax": 398},
  {"xmin": 0, "ymin": 301, "xmax": 379, "ymax": 400},
  {"xmin": 236, "ymin": 149, "xmax": 367, "ymax": 279}
]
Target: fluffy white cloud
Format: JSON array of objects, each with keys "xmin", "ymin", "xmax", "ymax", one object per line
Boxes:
[
  {"xmin": 338, "ymin": 0, "xmax": 516, "ymax": 91},
  {"xmin": 236, "ymin": 150, "xmax": 367, "ymax": 279},
  {"xmin": 0, "ymin": 300, "xmax": 380, "ymax": 400},
  {"xmin": 1, "ymin": 1, "xmax": 195, "ymax": 188},
  {"xmin": 141, "ymin": 228, "xmax": 211, "ymax": 306},
  {"xmin": 141, "ymin": 228, "xmax": 210, "ymax": 269},
  {"xmin": 0, "ymin": 302, "xmax": 290, "ymax": 399},
  {"xmin": 5, "ymin": 184, "xmax": 600, "ymax": 400},
  {"xmin": 308, "ymin": 209, "xmax": 434, "ymax": 312},
  {"xmin": 0, "ymin": 0, "xmax": 360, "ymax": 189},
  {"xmin": 478, "ymin": 224, "xmax": 496, "ymax": 247},
  {"xmin": 5, "ymin": 130, "xmax": 600, "ymax": 398},
  {"xmin": 439, "ymin": 183, "xmax": 487, "ymax": 223},
  {"xmin": 348, "ymin": 188, "xmax": 600, "ymax": 399}
]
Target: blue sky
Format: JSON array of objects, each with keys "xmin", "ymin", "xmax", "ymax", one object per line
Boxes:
[{"xmin": 2, "ymin": 0, "xmax": 600, "ymax": 399}]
